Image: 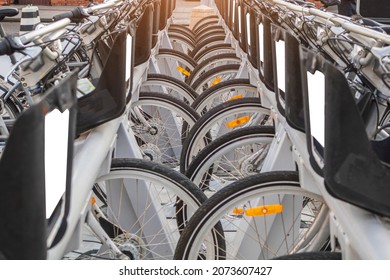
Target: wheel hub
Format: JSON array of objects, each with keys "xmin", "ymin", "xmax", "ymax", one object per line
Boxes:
[
  {"xmin": 239, "ymin": 156, "xmax": 257, "ymax": 176},
  {"xmin": 113, "ymin": 232, "xmax": 146, "ymax": 260},
  {"xmin": 140, "ymin": 143, "xmax": 162, "ymax": 163}
]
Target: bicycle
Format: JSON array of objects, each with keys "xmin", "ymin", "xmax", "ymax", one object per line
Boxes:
[{"xmin": 0, "ymin": 0, "xmax": 221, "ymax": 260}]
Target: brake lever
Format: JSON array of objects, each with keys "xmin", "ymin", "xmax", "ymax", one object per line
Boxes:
[{"xmin": 5, "ymin": 45, "xmax": 42, "ymax": 83}]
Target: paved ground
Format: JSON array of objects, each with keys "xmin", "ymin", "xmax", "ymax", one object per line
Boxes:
[
  {"xmin": 1, "ymin": 0, "xmax": 202, "ymax": 33},
  {"xmin": 172, "ymin": 0, "xmax": 201, "ymax": 25}
]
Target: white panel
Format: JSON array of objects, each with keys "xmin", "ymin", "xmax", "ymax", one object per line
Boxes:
[
  {"xmin": 308, "ymin": 71, "xmax": 325, "ymax": 147},
  {"xmin": 126, "ymin": 34, "xmax": 133, "ymax": 82},
  {"xmin": 232, "ymin": 0, "xmax": 236, "ymax": 24},
  {"xmin": 238, "ymin": 5, "xmax": 242, "ymax": 32},
  {"xmin": 45, "ymin": 109, "xmax": 70, "ymax": 218},
  {"xmin": 258, "ymin": 22, "xmax": 264, "ymax": 63},
  {"xmin": 275, "ymin": 40, "xmax": 286, "ymax": 92},
  {"xmin": 246, "ymin": 13, "xmax": 251, "ymax": 47}
]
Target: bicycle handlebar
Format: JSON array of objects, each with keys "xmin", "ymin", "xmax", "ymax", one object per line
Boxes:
[
  {"xmin": 272, "ymin": 0, "xmax": 390, "ymax": 44},
  {"xmin": 19, "ymin": 18, "xmax": 71, "ymax": 45},
  {"xmin": 52, "ymin": 7, "xmax": 88, "ymax": 23},
  {"xmin": 52, "ymin": 0, "xmax": 124, "ymax": 22},
  {"xmin": 85, "ymin": 0, "xmax": 123, "ymax": 13}
]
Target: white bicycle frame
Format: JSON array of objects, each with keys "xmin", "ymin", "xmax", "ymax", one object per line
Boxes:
[
  {"xmin": 209, "ymin": 0, "xmax": 390, "ymax": 259},
  {"xmin": 0, "ymin": 0, "xmax": 186, "ymax": 259}
]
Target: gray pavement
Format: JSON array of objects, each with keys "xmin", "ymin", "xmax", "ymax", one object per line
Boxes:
[
  {"xmin": 2, "ymin": 5, "xmax": 74, "ymax": 22},
  {"xmin": 1, "ymin": 0, "xmax": 202, "ymax": 33},
  {"xmin": 1, "ymin": 0, "xmax": 201, "ymax": 22}
]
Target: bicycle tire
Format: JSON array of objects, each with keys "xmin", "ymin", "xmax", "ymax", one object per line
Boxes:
[
  {"xmin": 191, "ymin": 64, "xmax": 241, "ymax": 93},
  {"xmin": 174, "ymin": 171, "xmax": 329, "ymax": 260},
  {"xmin": 180, "ymin": 97, "xmax": 269, "ymax": 173},
  {"xmin": 186, "ymin": 54, "xmax": 241, "ymax": 87},
  {"xmin": 168, "ymin": 27, "xmax": 196, "ymax": 43},
  {"xmin": 193, "ymin": 17, "xmax": 220, "ymax": 34},
  {"xmin": 143, "ymin": 73, "xmax": 198, "ymax": 103},
  {"xmin": 273, "ymin": 252, "xmax": 341, "ymax": 260},
  {"xmin": 131, "ymin": 91, "xmax": 200, "ymax": 168},
  {"xmin": 193, "ymin": 43, "xmax": 236, "ymax": 63},
  {"xmin": 169, "ymin": 25, "xmax": 196, "ymax": 38},
  {"xmin": 191, "ymin": 79, "xmax": 258, "ymax": 114},
  {"xmin": 185, "ymin": 126, "xmax": 275, "ymax": 192},
  {"xmin": 189, "ymin": 35, "xmax": 227, "ymax": 59},
  {"xmin": 194, "ymin": 30, "xmax": 227, "ymax": 46},
  {"xmin": 156, "ymin": 49, "xmax": 198, "ymax": 73},
  {"xmin": 2, "ymin": 96, "xmax": 21, "ymax": 118},
  {"xmin": 169, "ymin": 33, "xmax": 196, "ymax": 53},
  {"xmin": 90, "ymin": 158, "xmax": 223, "ymax": 260},
  {"xmin": 193, "ymin": 26, "xmax": 225, "ymax": 39}
]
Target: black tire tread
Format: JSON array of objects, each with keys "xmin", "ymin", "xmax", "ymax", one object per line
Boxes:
[
  {"xmin": 185, "ymin": 126, "xmax": 275, "ymax": 181},
  {"xmin": 174, "ymin": 171, "xmax": 301, "ymax": 259},
  {"xmin": 180, "ymin": 97, "xmax": 268, "ymax": 173},
  {"xmin": 191, "ymin": 78, "xmax": 255, "ymax": 111},
  {"xmin": 186, "ymin": 53, "xmax": 240, "ymax": 85},
  {"xmin": 190, "ymin": 64, "xmax": 241, "ymax": 90},
  {"xmin": 146, "ymin": 73, "xmax": 199, "ymax": 102},
  {"xmin": 157, "ymin": 48, "xmax": 198, "ymax": 69}
]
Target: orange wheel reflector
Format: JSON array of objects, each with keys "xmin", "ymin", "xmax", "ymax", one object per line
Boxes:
[
  {"xmin": 177, "ymin": 66, "xmax": 191, "ymax": 77},
  {"xmin": 226, "ymin": 116, "xmax": 250, "ymax": 128},
  {"xmin": 233, "ymin": 204, "xmax": 283, "ymax": 216}
]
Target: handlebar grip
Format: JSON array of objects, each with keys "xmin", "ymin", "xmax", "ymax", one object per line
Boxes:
[
  {"xmin": 52, "ymin": 7, "xmax": 86, "ymax": 23},
  {"xmin": 0, "ymin": 37, "xmax": 13, "ymax": 56}
]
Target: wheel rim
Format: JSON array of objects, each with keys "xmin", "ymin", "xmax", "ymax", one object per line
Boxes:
[{"xmin": 181, "ymin": 184, "xmax": 328, "ymax": 260}]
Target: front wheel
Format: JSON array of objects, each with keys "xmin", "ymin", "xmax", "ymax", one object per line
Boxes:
[
  {"xmin": 88, "ymin": 158, "xmax": 221, "ymax": 260},
  {"xmin": 174, "ymin": 171, "xmax": 329, "ymax": 260}
]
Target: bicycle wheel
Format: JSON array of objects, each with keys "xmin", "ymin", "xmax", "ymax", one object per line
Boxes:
[
  {"xmin": 193, "ymin": 17, "xmax": 220, "ymax": 35},
  {"xmin": 191, "ymin": 79, "xmax": 258, "ymax": 114},
  {"xmin": 86, "ymin": 158, "xmax": 222, "ymax": 260},
  {"xmin": 169, "ymin": 25, "xmax": 196, "ymax": 38},
  {"xmin": 131, "ymin": 92, "xmax": 200, "ymax": 169},
  {"xmin": 193, "ymin": 43, "xmax": 236, "ymax": 63},
  {"xmin": 186, "ymin": 126, "xmax": 275, "ymax": 193},
  {"xmin": 174, "ymin": 171, "xmax": 329, "ymax": 260},
  {"xmin": 189, "ymin": 35, "xmax": 227, "ymax": 59},
  {"xmin": 142, "ymin": 74, "xmax": 198, "ymax": 104},
  {"xmin": 180, "ymin": 98, "xmax": 270, "ymax": 173},
  {"xmin": 168, "ymin": 28, "xmax": 196, "ymax": 43},
  {"xmin": 155, "ymin": 49, "xmax": 197, "ymax": 81},
  {"xmin": 194, "ymin": 44, "xmax": 236, "ymax": 63},
  {"xmin": 169, "ymin": 33, "xmax": 196, "ymax": 54},
  {"xmin": 0, "ymin": 97, "xmax": 23, "ymax": 147},
  {"xmin": 194, "ymin": 30, "xmax": 227, "ymax": 46},
  {"xmin": 274, "ymin": 252, "xmax": 341, "ymax": 260},
  {"xmin": 190, "ymin": 64, "xmax": 241, "ymax": 93},
  {"xmin": 1, "ymin": 97, "xmax": 21, "ymax": 119},
  {"xmin": 186, "ymin": 54, "xmax": 241, "ymax": 87},
  {"xmin": 193, "ymin": 26, "xmax": 225, "ymax": 39}
]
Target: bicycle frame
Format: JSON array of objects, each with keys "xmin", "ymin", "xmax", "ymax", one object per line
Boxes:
[{"xmin": 210, "ymin": 0, "xmax": 390, "ymax": 259}]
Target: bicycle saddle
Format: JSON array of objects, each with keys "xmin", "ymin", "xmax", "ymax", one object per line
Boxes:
[{"xmin": 0, "ymin": 8, "xmax": 19, "ymax": 22}]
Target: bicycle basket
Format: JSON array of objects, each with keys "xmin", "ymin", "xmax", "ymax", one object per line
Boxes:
[
  {"xmin": 0, "ymin": 71, "xmax": 78, "ymax": 259},
  {"xmin": 300, "ymin": 47, "xmax": 390, "ymax": 217},
  {"xmin": 357, "ymin": 0, "xmax": 390, "ymax": 24},
  {"xmin": 76, "ymin": 29, "xmax": 128, "ymax": 135}
]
